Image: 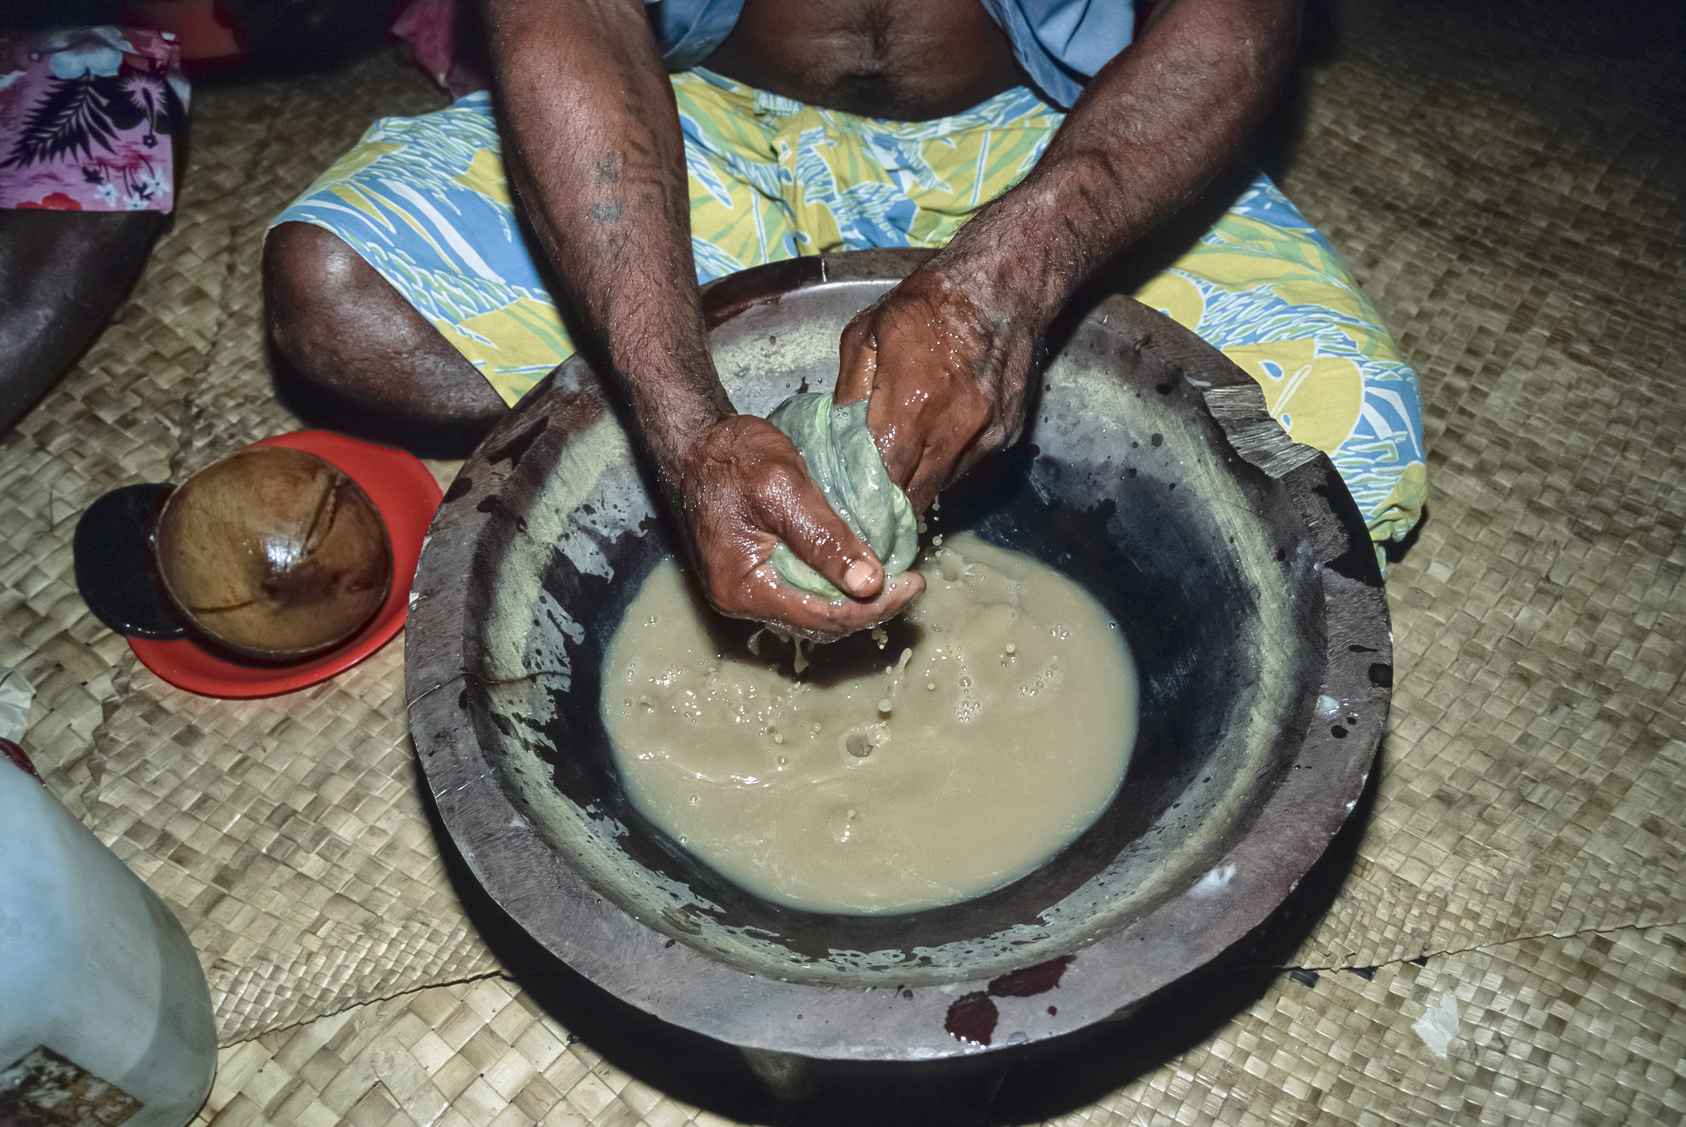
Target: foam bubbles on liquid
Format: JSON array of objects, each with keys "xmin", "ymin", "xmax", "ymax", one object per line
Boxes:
[{"xmin": 601, "ymin": 535, "xmax": 1138, "ymax": 914}]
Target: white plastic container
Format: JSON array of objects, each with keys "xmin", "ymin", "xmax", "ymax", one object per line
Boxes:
[{"xmin": 0, "ymin": 741, "xmax": 217, "ymax": 1125}]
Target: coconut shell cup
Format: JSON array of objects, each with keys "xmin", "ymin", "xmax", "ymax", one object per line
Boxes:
[{"xmin": 153, "ymin": 447, "xmax": 394, "ymax": 663}]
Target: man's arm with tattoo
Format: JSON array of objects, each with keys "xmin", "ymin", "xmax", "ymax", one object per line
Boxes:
[
  {"xmin": 837, "ymin": 0, "xmax": 1301, "ymax": 511},
  {"xmin": 486, "ymin": 0, "xmax": 922, "ymax": 640}
]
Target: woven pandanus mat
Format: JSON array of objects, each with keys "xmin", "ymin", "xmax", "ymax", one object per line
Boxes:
[
  {"xmin": 186, "ymin": 924, "xmax": 1686, "ymax": 1126},
  {"xmin": 0, "ymin": 54, "xmax": 500, "ymax": 1046},
  {"xmin": 1271, "ymin": 0, "xmax": 1685, "ymax": 974}
]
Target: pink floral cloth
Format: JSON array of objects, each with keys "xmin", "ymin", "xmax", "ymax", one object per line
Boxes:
[
  {"xmin": 0, "ymin": 27, "xmax": 189, "ymax": 212},
  {"xmin": 391, "ymin": 0, "xmax": 488, "ymax": 99}
]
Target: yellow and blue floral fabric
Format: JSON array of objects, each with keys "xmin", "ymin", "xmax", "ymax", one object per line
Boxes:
[{"xmin": 272, "ymin": 68, "xmax": 1425, "ymax": 548}]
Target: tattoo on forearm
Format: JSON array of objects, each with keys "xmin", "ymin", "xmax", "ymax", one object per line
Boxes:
[
  {"xmin": 595, "ymin": 154, "xmax": 621, "ymax": 183},
  {"xmin": 592, "ymin": 200, "xmax": 623, "ymax": 223}
]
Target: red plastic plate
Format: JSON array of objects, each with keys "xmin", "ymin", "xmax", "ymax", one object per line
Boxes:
[{"xmin": 127, "ymin": 430, "xmax": 442, "ymax": 699}]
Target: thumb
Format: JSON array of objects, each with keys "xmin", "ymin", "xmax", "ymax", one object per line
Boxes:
[
  {"xmin": 758, "ymin": 458, "xmax": 886, "ymax": 601},
  {"xmin": 834, "ymin": 315, "xmax": 878, "ymax": 405}
]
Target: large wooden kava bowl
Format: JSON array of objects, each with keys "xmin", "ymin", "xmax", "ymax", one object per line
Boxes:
[{"xmin": 405, "ymin": 250, "xmax": 1391, "ymax": 1063}]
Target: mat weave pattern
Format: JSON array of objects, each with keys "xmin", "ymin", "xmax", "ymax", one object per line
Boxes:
[
  {"xmin": 187, "ymin": 926, "xmax": 1686, "ymax": 1126},
  {"xmin": 1, "ymin": 0, "xmax": 1681, "ymax": 1119},
  {"xmin": 1275, "ymin": 0, "xmax": 1685, "ymax": 974},
  {"xmin": 0, "ymin": 58, "xmax": 499, "ymax": 1044}
]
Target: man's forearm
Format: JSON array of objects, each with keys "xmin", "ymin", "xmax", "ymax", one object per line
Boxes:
[
  {"xmin": 486, "ymin": 0, "xmax": 730, "ymax": 475},
  {"xmin": 934, "ymin": 0, "xmax": 1300, "ymax": 326}
]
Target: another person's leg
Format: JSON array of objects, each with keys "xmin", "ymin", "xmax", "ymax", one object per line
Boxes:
[
  {"xmin": 0, "ymin": 27, "xmax": 187, "ymax": 436},
  {"xmin": 0, "ymin": 210, "xmax": 167, "ymax": 434}
]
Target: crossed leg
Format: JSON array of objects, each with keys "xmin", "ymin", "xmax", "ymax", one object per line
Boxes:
[
  {"xmin": 264, "ymin": 90, "xmax": 1422, "ymax": 543},
  {"xmin": 262, "ymin": 221, "xmax": 509, "ymax": 458}
]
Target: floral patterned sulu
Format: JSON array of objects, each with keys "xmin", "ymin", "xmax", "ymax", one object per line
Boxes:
[{"xmin": 275, "ymin": 69, "xmax": 1425, "ymax": 553}]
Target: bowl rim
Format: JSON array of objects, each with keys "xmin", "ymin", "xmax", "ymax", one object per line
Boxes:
[{"xmin": 404, "ymin": 249, "xmax": 1392, "ymax": 1061}]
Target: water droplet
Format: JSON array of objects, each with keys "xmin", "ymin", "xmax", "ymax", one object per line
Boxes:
[{"xmin": 878, "ymin": 698, "xmax": 893, "ymax": 713}]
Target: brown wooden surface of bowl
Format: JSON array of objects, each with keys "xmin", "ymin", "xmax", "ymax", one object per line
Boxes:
[
  {"xmin": 406, "ymin": 250, "xmax": 1391, "ymax": 1062},
  {"xmin": 155, "ymin": 446, "xmax": 393, "ymax": 662}
]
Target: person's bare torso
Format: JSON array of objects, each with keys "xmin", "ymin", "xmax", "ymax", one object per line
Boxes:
[{"xmin": 701, "ymin": 0, "xmax": 1023, "ymax": 120}]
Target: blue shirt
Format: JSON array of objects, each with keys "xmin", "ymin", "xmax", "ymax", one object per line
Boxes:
[{"xmin": 646, "ymin": 0, "xmax": 1135, "ymax": 110}]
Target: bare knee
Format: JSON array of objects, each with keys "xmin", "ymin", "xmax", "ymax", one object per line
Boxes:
[
  {"xmin": 262, "ymin": 221, "xmax": 423, "ymax": 404},
  {"xmin": 264, "ymin": 222, "xmax": 508, "ymax": 456},
  {"xmin": 263, "ymin": 222, "xmax": 365, "ymax": 360}
]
